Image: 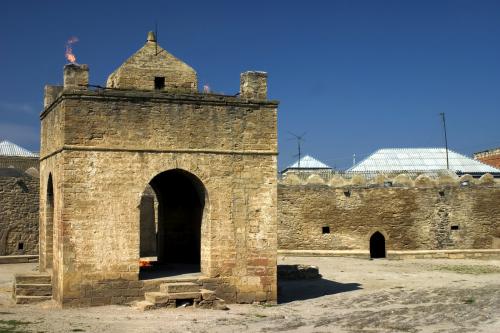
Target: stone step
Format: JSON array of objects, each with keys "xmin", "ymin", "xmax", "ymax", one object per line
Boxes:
[
  {"xmin": 165, "ymin": 291, "xmax": 201, "ymax": 301},
  {"xmin": 160, "ymin": 282, "xmax": 200, "ymax": 294},
  {"xmin": 15, "ymin": 295, "xmax": 52, "ymax": 304},
  {"xmin": 200, "ymin": 289, "xmax": 216, "ymax": 301},
  {"xmin": 15, "ymin": 284, "xmax": 52, "ymax": 296},
  {"xmin": 144, "ymin": 292, "xmax": 169, "ymax": 304},
  {"xmin": 14, "ymin": 274, "xmax": 51, "ymax": 285}
]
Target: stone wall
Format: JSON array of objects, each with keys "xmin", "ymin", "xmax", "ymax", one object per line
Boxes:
[
  {"xmin": 0, "ymin": 156, "xmax": 39, "ymax": 172},
  {"xmin": 40, "ymin": 84, "xmax": 278, "ymax": 306},
  {"xmin": 278, "ymin": 173, "xmax": 500, "ymax": 252},
  {"xmin": 0, "ymin": 174, "xmax": 39, "ymax": 255}
]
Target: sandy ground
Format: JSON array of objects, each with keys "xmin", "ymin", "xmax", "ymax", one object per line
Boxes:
[{"xmin": 0, "ymin": 257, "xmax": 499, "ymax": 333}]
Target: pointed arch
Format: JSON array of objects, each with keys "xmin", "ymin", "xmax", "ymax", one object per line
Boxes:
[{"xmin": 370, "ymin": 231, "xmax": 386, "ymax": 259}]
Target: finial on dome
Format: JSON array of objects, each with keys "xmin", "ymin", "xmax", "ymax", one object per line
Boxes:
[{"xmin": 147, "ymin": 31, "xmax": 156, "ymax": 42}]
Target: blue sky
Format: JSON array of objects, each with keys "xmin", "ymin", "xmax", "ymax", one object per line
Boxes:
[{"xmin": 1, "ymin": 0, "xmax": 499, "ymax": 169}]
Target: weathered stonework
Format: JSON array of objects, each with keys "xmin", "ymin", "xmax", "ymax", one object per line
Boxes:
[
  {"xmin": 107, "ymin": 32, "xmax": 197, "ymax": 92},
  {"xmin": 39, "ymin": 33, "xmax": 278, "ymax": 307},
  {"xmin": 278, "ymin": 174, "xmax": 500, "ymax": 252},
  {"xmin": 0, "ymin": 173, "xmax": 39, "ymax": 255},
  {"xmin": 0, "ymin": 156, "xmax": 39, "ymax": 172}
]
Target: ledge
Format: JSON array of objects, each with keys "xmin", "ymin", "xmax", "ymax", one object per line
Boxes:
[
  {"xmin": 41, "ymin": 89, "xmax": 279, "ymax": 120},
  {"xmin": 278, "ymin": 249, "xmax": 500, "ymax": 260},
  {"xmin": 0, "ymin": 255, "xmax": 39, "ymax": 264}
]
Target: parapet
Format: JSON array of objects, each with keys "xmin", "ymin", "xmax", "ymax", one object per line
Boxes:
[
  {"xmin": 278, "ymin": 172, "xmax": 499, "ymax": 188},
  {"xmin": 44, "ymin": 85, "xmax": 63, "ymax": 108},
  {"xmin": 64, "ymin": 64, "xmax": 89, "ymax": 90},
  {"xmin": 240, "ymin": 71, "xmax": 267, "ymax": 100}
]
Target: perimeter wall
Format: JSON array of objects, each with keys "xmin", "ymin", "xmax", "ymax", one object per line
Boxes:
[{"xmin": 278, "ymin": 173, "xmax": 500, "ymax": 251}]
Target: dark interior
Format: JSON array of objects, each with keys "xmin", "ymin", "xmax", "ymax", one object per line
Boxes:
[
  {"xmin": 148, "ymin": 169, "xmax": 204, "ymax": 268},
  {"xmin": 370, "ymin": 231, "xmax": 386, "ymax": 259}
]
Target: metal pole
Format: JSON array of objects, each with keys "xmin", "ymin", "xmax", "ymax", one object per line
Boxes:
[
  {"xmin": 297, "ymin": 140, "xmax": 301, "ymax": 169},
  {"xmin": 440, "ymin": 113, "xmax": 449, "ymax": 170},
  {"xmin": 155, "ymin": 22, "xmax": 158, "ymax": 56}
]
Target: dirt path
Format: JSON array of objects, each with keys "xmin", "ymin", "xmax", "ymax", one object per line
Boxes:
[{"xmin": 1, "ymin": 257, "xmax": 499, "ymax": 332}]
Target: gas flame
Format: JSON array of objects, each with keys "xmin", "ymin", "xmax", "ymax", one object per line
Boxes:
[
  {"xmin": 65, "ymin": 36, "xmax": 79, "ymax": 64},
  {"xmin": 139, "ymin": 260, "xmax": 152, "ymax": 268}
]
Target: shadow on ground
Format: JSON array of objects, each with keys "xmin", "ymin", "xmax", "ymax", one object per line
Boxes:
[{"xmin": 278, "ymin": 278, "xmax": 362, "ymax": 303}]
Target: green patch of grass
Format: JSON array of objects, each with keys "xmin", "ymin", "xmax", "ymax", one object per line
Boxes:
[
  {"xmin": 432, "ymin": 264, "xmax": 500, "ymax": 275},
  {"xmin": 259, "ymin": 303, "xmax": 276, "ymax": 308},
  {"xmin": 254, "ymin": 313, "xmax": 267, "ymax": 318},
  {"xmin": 0, "ymin": 319, "xmax": 32, "ymax": 333},
  {"xmin": 463, "ymin": 298, "xmax": 475, "ymax": 304}
]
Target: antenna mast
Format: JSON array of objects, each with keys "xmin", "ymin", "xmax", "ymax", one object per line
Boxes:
[
  {"xmin": 288, "ymin": 132, "xmax": 306, "ymax": 169},
  {"xmin": 155, "ymin": 22, "xmax": 158, "ymax": 56},
  {"xmin": 440, "ymin": 112, "xmax": 449, "ymax": 170}
]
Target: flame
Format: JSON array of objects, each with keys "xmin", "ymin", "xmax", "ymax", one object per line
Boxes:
[
  {"xmin": 65, "ymin": 36, "xmax": 79, "ymax": 64},
  {"xmin": 139, "ymin": 260, "xmax": 152, "ymax": 268}
]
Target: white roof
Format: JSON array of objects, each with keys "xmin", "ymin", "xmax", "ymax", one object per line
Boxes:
[
  {"xmin": 0, "ymin": 140, "xmax": 38, "ymax": 157},
  {"xmin": 287, "ymin": 155, "xmax": 331, "ymax": 169},
  {"xmin": 348, "ymin": 148, "xmax": 500, "ymax": 174}
]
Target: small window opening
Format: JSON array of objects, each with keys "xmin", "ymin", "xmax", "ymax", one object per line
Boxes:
[
  {"xmin": 383, "ymin": 181, "xmax": 393, "ymax": 187},
  {"xmin": 322, "ymin": 226, "xmax": 330, "ymax": 234},
  {"xmin": 451, "ymin": 225, "xmax": 459, "ymax": 230},
  {"xmin": 439, "ymin": 190, "xmax": 445, "ymax": 197},
  {"xmin": 344, "ymin": 189, "xmax": 351, "ymax": 197},
  {"xmin": 461, "ymin": 181, "xmax": 470, "ymax": 187},
  {"xmin": 154, "ymin": 77, "xmax": 165, "ymax": 90},
  {"xmin": 18, "ymin": 242, "xmax": 24, "ymax": 250}
]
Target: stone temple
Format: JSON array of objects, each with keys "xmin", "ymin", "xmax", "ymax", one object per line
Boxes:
[{"xmin": 39, "ymin": 32, "xmax": 278, "ymax": 307}]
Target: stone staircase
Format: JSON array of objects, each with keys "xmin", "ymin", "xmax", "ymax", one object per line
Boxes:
[
  {"xmin": 12, "ymin": 274, "xmax": 52, "ymax": 304},
  {"xmin": 135, "ymin": 281, "xmax": 226, "ymax": 311}
]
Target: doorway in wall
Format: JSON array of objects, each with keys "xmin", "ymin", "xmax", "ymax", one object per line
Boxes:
[
  {"xmin": 139, "ymin": 169, "xmax": 205, "ymax": 279},
  {"xmin": 370, "ymin": 231, "xmax": 386, "ymax": 259}
]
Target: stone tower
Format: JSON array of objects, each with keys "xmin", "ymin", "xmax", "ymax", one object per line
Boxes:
[{"xmin": 39, "ymin": 32, "xmax": 278, "ymax": 307}]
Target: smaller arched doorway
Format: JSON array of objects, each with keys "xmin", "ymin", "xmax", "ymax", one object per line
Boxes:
[
  {"xmin": 45, "ymin": 174, "xmax": 55, "ymax": 270},
  {"xmin": 370, "ymin": 231, "xmax": 386, "ymax": 259}
]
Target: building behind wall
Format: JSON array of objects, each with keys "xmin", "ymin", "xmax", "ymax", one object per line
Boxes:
[
  {"xmin": 474, "ymin": 147, "xmax": 500, "ymax": 169},
  {"xmin": 0, "ymin": 140, "xmax": 39, "ymax": 173},
  {"xmin": 0, "ymin": 168, "xmax": 39, "ymax": 256},
  {"xmin": 0, "ymin": 141, "xmax": 39, "ymax": 256},
  {"xmin": 39, "ymin": 32, "xmax": 278, "ymax": 307}
]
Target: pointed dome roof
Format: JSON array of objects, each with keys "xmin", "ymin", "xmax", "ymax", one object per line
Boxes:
[
  {"xmin": 0, "ymin": 140, "xmax": 38, "ymax": 157},
  {"xmin": 107, "ymin": 32, "xmax": 197, "ymax": 92},
  {"xmin": 348, "ymin": 148, "xmax": 500, "ymax": 174},
  {"xmin": 286, "ymin": 155, "xmax": 331, "ymax": 169}
]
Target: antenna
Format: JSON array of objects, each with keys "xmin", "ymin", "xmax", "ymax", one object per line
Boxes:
[
  {"xmin": 440, "ymin": 113, "xmax": 449, "ymax": 170},
  {"xmin": 288, "ymin": 131, "xmax": 306, "ymax": 169},
  {"xmin": 155, "ymin": 21, "xmax": 158, "ymax": 56}
]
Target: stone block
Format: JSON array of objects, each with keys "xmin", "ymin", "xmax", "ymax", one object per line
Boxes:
[
  {"xmin": 144, "ymin": 292, "xmax": 169, "ymax": 304},
  {"xmin": 160, "ymin": 282, "xmax": 200, "ymax": 293},
  {"xmin": 166, "ymin": 291, "xmax": 201, "ymax": 301},
  {"xmin": 201, "ymin": 289, "xmax": 216, "ymax": 301}
]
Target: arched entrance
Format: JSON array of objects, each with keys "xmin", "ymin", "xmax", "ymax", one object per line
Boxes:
[
  {"xmin": 140, "ymin": 169, "xmax": 205, "ymax": 278},
  {"xmin": 370, "ymin": 231, "xmax": 386, "ymax": 259},
  {"xmin": 45, "ymin": 174, "xmax": 54, "ymax": 270}
]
